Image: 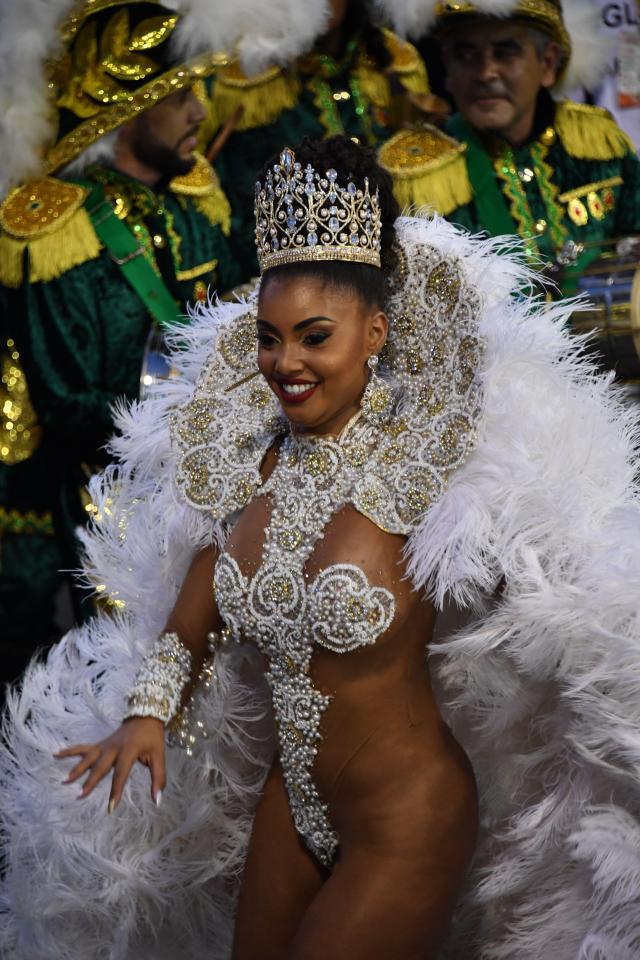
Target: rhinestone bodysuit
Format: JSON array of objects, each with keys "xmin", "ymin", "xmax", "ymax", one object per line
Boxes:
[{"xmin": 214, "ymin": 419, "xmax": 396, "ymax": 866}]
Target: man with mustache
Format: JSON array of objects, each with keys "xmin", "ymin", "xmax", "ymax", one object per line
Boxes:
[
  {"xmin": 0, "ymin": 0, "xmax": 239, "ymax": 689},
  {"xmin": 379, "ymin": 0, "xmax": 640, "ymax": 295}
]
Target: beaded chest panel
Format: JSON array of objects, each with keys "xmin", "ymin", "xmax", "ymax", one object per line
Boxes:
[{"xmin": 214, "ymin": 420, "xmax": 396, "ymax": 866}]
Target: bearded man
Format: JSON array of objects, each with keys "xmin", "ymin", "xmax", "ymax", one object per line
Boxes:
[{"xmin": 0, "ymin": 0, "xmax": 239, "ymax": 683}]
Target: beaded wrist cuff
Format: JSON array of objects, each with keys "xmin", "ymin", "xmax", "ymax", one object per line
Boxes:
[{"xmin": 123, "ymin": 631, "xmax": 193, "ymax": 725}]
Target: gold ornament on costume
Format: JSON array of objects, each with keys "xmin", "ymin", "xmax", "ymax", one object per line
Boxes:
[
  {"xmin": 56, "ymin": 8, "xmax": 177, "ymax": 118},
  {"xmin": 567, "ymin": 198, "xmax": 588, "ymax": 227},
  {"xmin": 254, "ymin": 147, "xmax": 382, "ymax": 273},
  {"xmin": 0, "ymin": 342, "xmax": 42, "ymax": 465}
]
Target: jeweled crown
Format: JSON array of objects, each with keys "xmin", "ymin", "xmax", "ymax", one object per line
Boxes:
[{"xmin": 254, "ymin": 147, "xmax": 382, "ymax": 274}]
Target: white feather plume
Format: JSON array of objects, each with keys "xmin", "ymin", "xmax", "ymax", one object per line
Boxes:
[
  {"xmin": 557, "ymin": 0, "xmax": 613, "ymax": 93},
  {"xmin": 172, "ymin": 0, "xmax": 330, "ymax": 76},
  {"xmin": 0, "ymin": 0, "xmax": 72, "ymax": 196}
]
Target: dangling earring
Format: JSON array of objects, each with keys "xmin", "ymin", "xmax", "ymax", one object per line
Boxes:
[{"xmin": 361, "ymin": 354, "xmax": 393, "ymax": 426}]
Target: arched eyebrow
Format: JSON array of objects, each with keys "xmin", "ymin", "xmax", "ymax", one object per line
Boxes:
[{"xmin": 256, "ymin": 316, "xmax": 336, "ymax": 332}]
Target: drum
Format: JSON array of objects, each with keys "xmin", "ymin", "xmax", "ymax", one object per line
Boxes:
[
  {"xmin": 569, "ymin": 240, "xmax": 640, "ymax": 382},
  {"xmin": 139, "ymin": 327, "xmax": 179, "ymax": 400}
]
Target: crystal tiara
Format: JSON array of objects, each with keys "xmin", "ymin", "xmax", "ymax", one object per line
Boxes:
[{"xmin": 254, "ymin": 147, "xmax": 382, "ymax": 273}]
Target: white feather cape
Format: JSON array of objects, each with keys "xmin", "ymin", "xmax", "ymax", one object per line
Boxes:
[{"xmin": 1, "ymin": 216, "xmax": 640, "ymax": 959}]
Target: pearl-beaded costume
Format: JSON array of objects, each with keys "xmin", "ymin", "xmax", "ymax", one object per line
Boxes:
[
  {"xmin": 214, "ymin": 420, "xmax": 397, "ymax": 865},
  {"xmin": 173, "ymin": 228, "xmax": 483, "ymax": 865}
]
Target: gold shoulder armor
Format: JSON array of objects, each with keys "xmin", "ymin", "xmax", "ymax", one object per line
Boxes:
[
  {"xmin": 378, "ymin": 127, "xmax": 471, "ymax": 215},
  {"xmin": 383, "ymin": 28, "xmax": 430, "ymax": 96},
  {"xmin": 555, "ymin": 100, "xmax": 636, "ymax": 161},
  {"xmin": 212, "ymin": 59, "xmax": 300, "ymax": 132},
  {"xmin": 0, "ymin": 178, "xmax": 88, "ymax": 240},
  {"xmin": 170, "ymin": 153, "xmax": 232, "ymax": 235},
  {"xmin": 0, "ymin": 178, "xmax": 100, "ymax": 287}
]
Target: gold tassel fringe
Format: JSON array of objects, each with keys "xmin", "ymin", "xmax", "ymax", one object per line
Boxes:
[
  {"xmin": 555, "ymin": 101, "xmax": 635, "ymax": 161},
  {"xmin": 0, "ymin": 208, "xmax": 101, "ymax": 287},
  {"xmin": 194, "ymin": 186, "xmax": 232, "ymax": 236},
  {"xmin": 212, "ymin": 63, "xmax": 301, "ymax": 132}
]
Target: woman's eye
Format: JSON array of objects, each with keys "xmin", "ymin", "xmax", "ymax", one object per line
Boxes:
[
  {"xmin": 303, "ymin": 332, "xmax": 330, "ymax": 346},
  {"xmin": 256, "ymin": 333, "xmax": 278, "ymax": 348}
]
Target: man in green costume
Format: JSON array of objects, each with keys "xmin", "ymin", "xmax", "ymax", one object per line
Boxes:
[
  {"xmin": 211, "ymin": 0, "xmax": 434, "ymax": 280},
  {"xmin": 0, "ymin": 0, "xmax": 239, "ymax": 684},
  {"xmin": 378, "ymin": 0, "xmax": 640, "ymax": 293}
]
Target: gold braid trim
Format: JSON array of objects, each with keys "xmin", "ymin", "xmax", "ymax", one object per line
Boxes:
[
  {"xmin": 211, "ymin": 61, "xmax": 301, "ymax": 131},
  {"xmin": 378, "ymin": 127, "xmax": 471, "ymax": 215},
  {"xmin": 558, "ymin": 176, "xmax": 623, "ymax": 203},
  {"xmin": 555, "ymin": 101, "xmax": 635, "ymax": 160},
  {"xmin": 0, "ymin": 507, "xmax": 54, "ymax": 538}
]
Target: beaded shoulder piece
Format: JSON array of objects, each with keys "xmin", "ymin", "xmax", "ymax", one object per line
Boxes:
[{"xmin": 172, "ymin": 216, "xmax": 483, "ymax": 535}]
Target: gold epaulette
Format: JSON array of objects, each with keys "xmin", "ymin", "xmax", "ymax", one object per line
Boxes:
[
  {"xmin": 0, "ymin": 178, "xmax": 101, "ymax": 288},
  {"xmin": 555, "ymin": 101, "xmax": 636, "ymax": 161},
  {"xmin": 378, "ymin": 127, "xmax": 471, "ymax": 215},
  {"xmin": 211, "ymin": 60, "xmax": 301, "ymax": 132},
  {"xmin": 170, "ymin": 152, "xmax": 232, "ymax": 234}
]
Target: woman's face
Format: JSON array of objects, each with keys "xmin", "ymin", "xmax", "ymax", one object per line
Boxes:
[{"xmin": 256, "ymin": 273, "xmax": 388, "ymax": 436}]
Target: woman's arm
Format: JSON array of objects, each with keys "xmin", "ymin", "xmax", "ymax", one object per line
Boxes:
[{"xmin": 55, "ymin": 545, "xmax": 220, "ymax": 811}]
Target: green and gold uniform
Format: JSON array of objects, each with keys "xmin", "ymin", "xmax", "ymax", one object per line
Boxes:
[
  {"xmin": 380, "ymin": 93, "xmax": 640, "ymax": 293},
  {"xmin": 0, "ymin": 154, "xmax": 237, "ymax": 671},
  {"xmin": 212, "ymin": 29, "xmax": 430, "ymax": 279}
]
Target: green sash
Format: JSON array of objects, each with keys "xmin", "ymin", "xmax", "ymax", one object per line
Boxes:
[
  {"xmin": 447, "ymin": 115, "xmax": 518, "ymax": 239},
  {"xmin": 82, "ymin": 183, "xmax": 180, "ymax": 329}
]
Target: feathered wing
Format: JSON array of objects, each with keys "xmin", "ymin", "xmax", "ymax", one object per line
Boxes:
[
  {"xmin": 0, "ymin": 297, "xmax": 274, "ymax": 960},
  {"xmin": 402, "ymin": 219, "xmax": 640, "ymax": 958}
]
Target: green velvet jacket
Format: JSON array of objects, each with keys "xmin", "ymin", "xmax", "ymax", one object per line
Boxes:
[
  {"xmin": 440, "ymin": 95, "xmax": 640, "ymax": 291},
  {"xmin": 211, "ymin": 28, "xmax": 430, "ymax": 280},
  {"xmin": 0, "ymin": 156, "xmax": 237, "ymax": 652}
]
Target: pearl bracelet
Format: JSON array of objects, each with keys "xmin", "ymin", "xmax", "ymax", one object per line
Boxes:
[{"xmin": 123, "ymin": 631, "xmax": 193, "ymax": 725}]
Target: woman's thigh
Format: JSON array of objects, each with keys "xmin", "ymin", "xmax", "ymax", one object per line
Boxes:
[
  {"xmin": 288, "ymin": 736, "xmax": 478, "ymax": 960},
  {"xmin": 288, "ymin": 838, "xmax": 472, "ymax": 960},
  {"xmin": 231, "ymin": 760, "xmax": 327, "ymax": 960}
]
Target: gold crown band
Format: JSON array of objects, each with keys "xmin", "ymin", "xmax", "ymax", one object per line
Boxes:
[
  {"xmin": 255, "ymin": 147, "xmax": 382, "ymax": 274},
  {"xmin": 260, "ymin": 245, "xmax": 382, "ymax": 271}
]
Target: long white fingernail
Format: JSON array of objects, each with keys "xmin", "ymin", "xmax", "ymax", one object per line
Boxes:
[
  {"xmin": 107, "ymin": 798, "xmax": 115, "ymax": 815},
  {"xmin": 155, "ymin": 790, "xmax": 163, "ymax": 808}
]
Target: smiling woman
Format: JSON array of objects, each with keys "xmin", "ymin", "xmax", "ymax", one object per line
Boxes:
[{"xmin": 254, "ymin": 138, "xmax": 397, "ymax": 437}]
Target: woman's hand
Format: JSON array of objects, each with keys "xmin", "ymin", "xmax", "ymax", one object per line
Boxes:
[{"xmin": 54, "ymin": 716, "xmax": 166, "ymax": 813}]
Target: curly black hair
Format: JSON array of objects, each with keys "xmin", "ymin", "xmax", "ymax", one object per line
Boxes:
[{"xmin": 257, "ymin": 135, "xmax": 400, "ymax": 309}]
